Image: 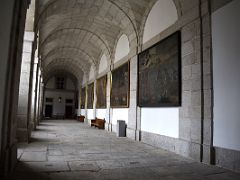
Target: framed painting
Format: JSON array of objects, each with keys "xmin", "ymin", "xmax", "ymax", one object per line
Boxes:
[
  {"xmin": 96, "ymin": 75, "xmax": 107, "ymax": 108},
  {"xmin": 138, "ymin": 31, "xmax": 181, "ymax": 107},
  {"xmin": 110, "ymin": 62, "xmax": 130, "ymax": 108},
  {"xmin": 87, "ymin": 83, "xmax": 94, "ymax": 109},
  {"xmin": 80, "ymin": 87, "xmax": 86, "ymax": 109}
]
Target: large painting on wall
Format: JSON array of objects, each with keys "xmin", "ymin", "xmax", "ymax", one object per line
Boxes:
[
  {"xmin": 81, "ymin": 87, "xmax": 86, "ymax": 109},
  {"xmin": 96, "ymin": 75, "xmax": 107, "ymax": 108},
  {"xmin": 110, "ymin": 62, "xmax": 129, "ymax": 108},
  {"xmin": 87, "ymin": 83, "xmax": 94, "ymax": 109},
  {"xmin": 138, "ymin": 31, "xmax": 181, "ymax": 107}
]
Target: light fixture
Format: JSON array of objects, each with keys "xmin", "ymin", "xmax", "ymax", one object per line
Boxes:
[{"xmin": 58, "ymin": 97, "xmax": 62, "ymax": 103}]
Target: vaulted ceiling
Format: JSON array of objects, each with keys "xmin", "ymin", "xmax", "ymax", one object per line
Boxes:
[{"xmin": 35, "ymin": 0, "xmax": 162, "ymax": 85}]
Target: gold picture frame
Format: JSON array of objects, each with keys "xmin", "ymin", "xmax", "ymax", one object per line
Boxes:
[
  {"xmin": 87, "ymin": 83, "xmax": 94, "ymax": 109},
  {"xmin": 110, "ymin": 62, "xmax": 130, "ymax": 108},
  {"xmin": 81, "ymin": 87, "xmax": 86, "ymax": 109},
  {"xmin": 96, "ymin": 75, "xmax": 107, "ymax": 109},
  {"xmin": 138, "ymin": 31, "xmax": 181, "ymax": 107}
]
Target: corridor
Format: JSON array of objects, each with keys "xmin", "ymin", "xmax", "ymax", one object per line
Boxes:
[{"xmin": 6, "ymin": 120, "xmax": 240, "ymax": 180}]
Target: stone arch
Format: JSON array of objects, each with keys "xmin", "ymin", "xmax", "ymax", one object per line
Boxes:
[
  {"xmin": 36, "ymin": 0, "xmax": 139, "ymax": 58},
  {"xmin": 44, "ymin": 63, "xmax": 83, "ymax": 84},
  {"xmin": 44, "ymin": 70, "xmax": 78, "ymax": 88},
  {"xmin": 107, "ymin": 0, "xmax": 139, "ymax": 50},
  {"xmin": 39, "ymin": 28, "xmax": 111, "ymax": 58},
  {"xmin": 36, "ymin": 0, "xmax": 138, "ymax": 37},
  {"xmin": 42, "ymin": 47, "xmax": 95, "ymax": 70},
  {"xmin": 45, "ymin": 57, "xmax": 88, "ymax": 74},
  {"xmin": 41, "ymin": 46, "xmax": 98, "ymax": 66}
]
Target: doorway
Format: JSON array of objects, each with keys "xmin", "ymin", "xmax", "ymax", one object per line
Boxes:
[
  {"xmin": 65, "ymin": 105, "xmax": 73, "ymax": 118},
  {"xmin": 45, "ymin": 105, "xmax": 53, "ymax": 118}
]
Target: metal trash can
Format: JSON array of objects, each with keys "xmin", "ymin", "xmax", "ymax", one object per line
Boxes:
[{"xmin": 117, "ymin": 120, "xmax": 126, "ymax": 137}]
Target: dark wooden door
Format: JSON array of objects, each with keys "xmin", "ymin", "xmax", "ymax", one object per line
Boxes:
[
  {"xmin": 65, "ymin": 106, "xmax": 73, "ymax": 118},
  {"xmin": 45, "ymin": 105, "xmax": 53, "ymax": 118}
]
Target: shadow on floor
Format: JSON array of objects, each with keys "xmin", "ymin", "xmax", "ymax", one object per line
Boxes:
[
  {"xmin": 29, "ymin": 137, "xmax": 51, "ymax": 143},
  {"xmin": 34, "ymin": 128, "xmax": 54, "ymax": 132},
  {"xmin": 4, "ymin": 162, "xmax": 48, "ymax": 180}
]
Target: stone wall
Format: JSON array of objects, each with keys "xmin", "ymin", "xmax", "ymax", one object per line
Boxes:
[{"xmin": 0, "ymin": 0, "xmax": 30, "ymax": 176}]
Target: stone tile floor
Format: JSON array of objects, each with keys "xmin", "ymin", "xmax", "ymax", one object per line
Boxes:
[{"xmin": 5, "ymin": 120, "xmax": 240, "ymax": 180}]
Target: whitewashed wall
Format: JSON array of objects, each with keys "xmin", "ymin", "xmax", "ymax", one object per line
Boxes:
[
  {"xmin": 89, "ymin": 64, "xmax": 95, "ymax": 81},
  {"xmin": 81, "ymin": 109, "xmax": 86, "ymax": 117},
  {"xmin": 112, "ymin": 108, "xmax": 128, "ymax": 125},
  {"xmin": 114, "ymin": 34, "xmax": 130, "ymax": 63},
  {"xmin": 77, "ymin": 109, "xmax": 81, "ymax": 116},
  {"xmin": 141, "ymin": 108, "xmax": 179, "ymax": 138},
  {"xmin": 82, "ymin": 73, "xmax": 87, "ymax": 86},
  {"xmin": 212, "ymin": 0, "xmax": 240, "ymax": 151},
  {"xmin": 143, "ymin": 0, "xmax": 177, "ymax": 43},
  {"xmin": 96, "ymin": 109, "xmax": 107, "ymax": 119},
  {"xmin": 98, "ymin": 54, "xmax": 108, "ymax": 74},
  {"xmin": 87, "ymin": 109, "xmax": 94, "ymax": 123}
]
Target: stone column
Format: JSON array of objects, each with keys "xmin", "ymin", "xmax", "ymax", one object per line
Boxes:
[
  {"xmin": 127, "ymin": 56, "xmax": 138, "ymax": 140},
  {"xmin": 85, "ymin": 84, "xmax": 88, "ymax": 122},
  {"xmin": 32, "ymin": 61, "xmax": 39, "ymax": 129},
  {"xmin": 201, "ymin": 0, "xmax": 214, "ymax": 164},
  {"xmin": 77, "ymin": 88, "xmax": 81, "ymax": 116},
  {"xmin": 16, "ymin": 31, "xmax": 34, "ymax": 142},
  {"xmin": 179, "ymin": 18, "xmax": 203, "ymax": 161},
  {"xmin": 178, "ymin": 0, "xmax": 214, "ymax": 163},
  {"xmin": 37, "ymin": 74, "xmax": 42, "ymax": 124},
  {"xmin": 33, "ymin": 63, "xmax": 42, "ymax": 128},
  {"xmin": 37, "ymin": 80, "xmax": 44, "ymax": 124},
  {"xmin": 105, "ymin": 72, "xmax": 111, "ymax": 131},
  {"xmin": 0, "ymin": 0, "xmax": 30, "ymax": 175},
  {"xmin": 93, "ymin": 80, "xmax": 97, "ymax": 118}
]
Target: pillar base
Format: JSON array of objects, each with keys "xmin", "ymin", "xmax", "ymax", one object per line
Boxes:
[
  {"xmin": 1, "ymin": 144, "xmax": 17, "ymax": 177},
  {"xmin": 16, "ymin": 128, "xmax": 29, "ymax": 142}
]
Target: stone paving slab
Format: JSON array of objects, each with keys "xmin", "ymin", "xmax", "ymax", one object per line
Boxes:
[
  {"xmin": 21, "ymin": 152, "xmax": 47, "ymax": 162},
  {"xmin": 96, "ymin": 159, "xmax": 124, "ymax": 169},
  {"xmin": 4, "ymin": 120, "xmax": 240, "ymax": 180},
  {"xmin": 68, "ymin": 161, "xmax": 100, "ymax": 171}
]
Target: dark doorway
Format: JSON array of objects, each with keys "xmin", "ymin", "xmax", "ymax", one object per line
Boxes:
[
  {"xmin": 65, "ymin": 106, "xmax": 73, "ymax": 118},
  {"xmin": 45, "ymin": 105, "xmax": 53, "ymax": 118}
]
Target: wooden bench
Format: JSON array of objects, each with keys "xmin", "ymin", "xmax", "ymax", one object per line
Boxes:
[
  {"xmin": 77, "ymin": 115, "xmax": 85, "ymax": 122},
  {"xmin": 91, "ymin": 118, "xmax": 105, "ymax": 129}
]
